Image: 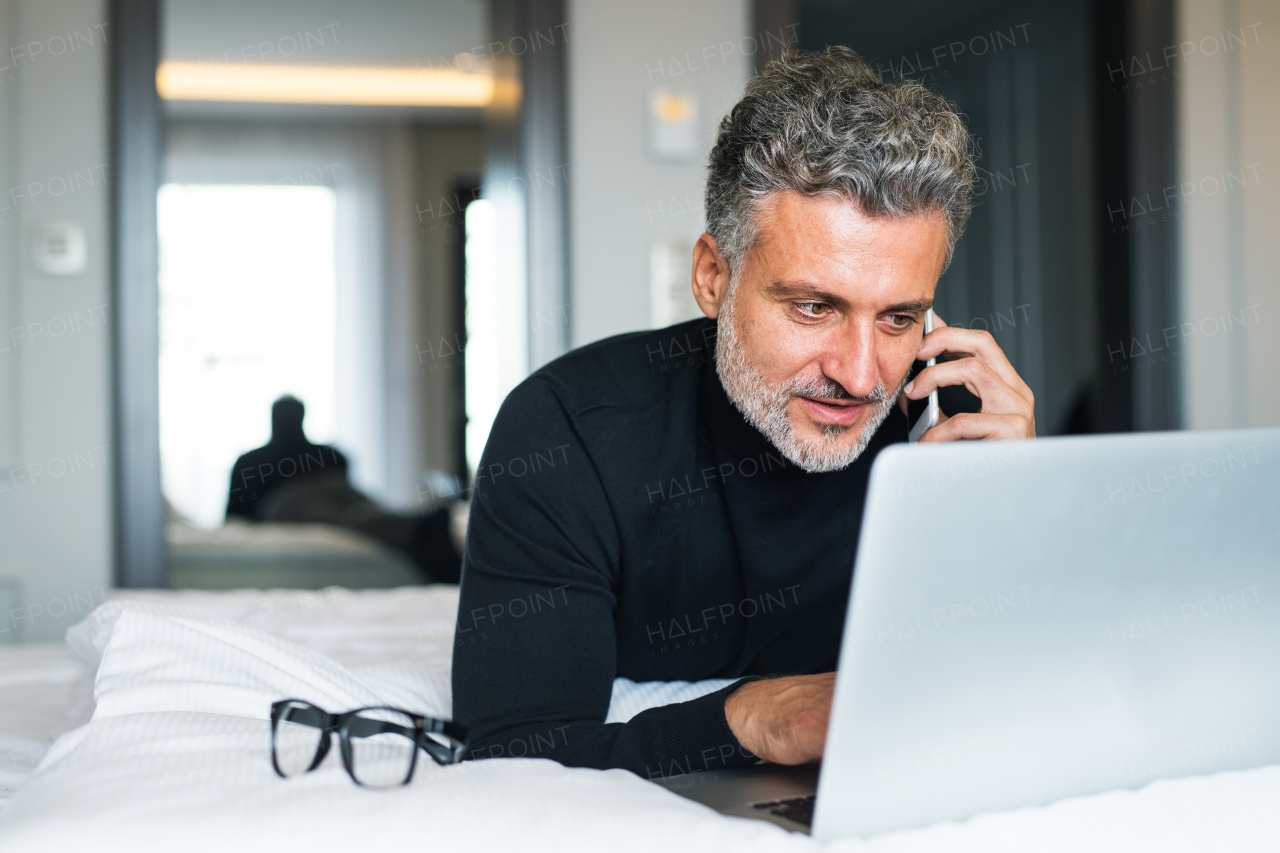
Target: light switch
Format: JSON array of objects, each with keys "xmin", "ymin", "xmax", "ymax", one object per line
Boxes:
[
  {"xmin": 33, "ymin": 222, "xmax": 87, "ymax": 276},
  {"xmin": 647, "ymin": 89, "xmax": 699, "ymax": 163}
]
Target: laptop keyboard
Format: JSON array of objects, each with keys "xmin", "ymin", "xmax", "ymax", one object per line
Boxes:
[{"xmin": 752, "ymin": 794, "xmax": 815, "ymax": 826}]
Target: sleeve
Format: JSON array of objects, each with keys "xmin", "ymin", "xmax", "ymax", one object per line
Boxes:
[{"xmin": 450, "ymin": 376, "xmax": 757, "ymax": 779}]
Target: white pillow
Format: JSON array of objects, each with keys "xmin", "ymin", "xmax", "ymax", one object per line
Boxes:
[
  {"xmin": 69, "ymin": 601, "xmax": 449, "ymax": 722},
  {"xmin": 66, "ymin": 599, "xmax": 731, "ymax": 725}
]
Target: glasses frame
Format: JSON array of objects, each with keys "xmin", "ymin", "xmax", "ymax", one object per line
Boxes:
[{"xmin": 270, "ymin": 698, "xmax": 469, "ymax": 787}]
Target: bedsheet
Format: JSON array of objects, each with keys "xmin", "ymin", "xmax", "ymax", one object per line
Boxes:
[
  {"xmin": 0, "ymin": 643, "xmax": 84, "ymax": 810},
  {"xmin": 1, "ymin": 588, "xmax": 1279, "ymax": 851},
  {"xmin": 0, "ymin": 586, "xmax": 726, "ymax": 811},
  {"xmin": 0, "ymin": 586, "xmax": 453, "ymax": 812}
]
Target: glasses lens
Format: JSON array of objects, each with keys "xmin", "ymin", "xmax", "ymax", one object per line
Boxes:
[
  {"xmin": 346, "ymin": 709, "xmax": 417, "ymax": 788},
  {"xmin": 274, "ymin": 702, "xmax": 325, "ymax": 777}
]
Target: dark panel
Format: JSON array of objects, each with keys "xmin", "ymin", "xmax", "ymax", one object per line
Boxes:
[
  {"xmin": 110, "ymin": 0, "xmax": 168, "ymax": 587},
  {"xmin": 801, "ymin": 0, "xmax": 1014, "ymax": 62},
  {"xmin": 1091, "ymin": 0, "xmax": 1134, "ymax": 433},
  {"xmin": 799, "ymin": 0, "xmax": 1096, "ymax": 436},
  {"xmin": 1123, "ymin": 0, "xmax": 1181, "ymax": 430},
  {"xmin": 753, "ymin": 0, "xmax": 802, "ymax": 75},
  {"xmin": 451, "ymin": 181, "xmax": 482, "ymax": 482}
]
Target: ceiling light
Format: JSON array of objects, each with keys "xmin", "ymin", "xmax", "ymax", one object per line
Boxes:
[{"xmin": 156, "ymin": 61, "xmax": 494, "ymax": 107}]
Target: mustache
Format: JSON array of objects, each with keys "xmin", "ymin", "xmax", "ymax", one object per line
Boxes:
[{"xmin": 782, "ymin": 374, "xmax": 888, "ymax": 404}]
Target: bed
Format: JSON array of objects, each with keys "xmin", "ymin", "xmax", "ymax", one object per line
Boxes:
[
  {"xmin": 1, "ymin": 585, "xmax": 1277, "ymax": 851},
  {"xmin": 167, "ymin": 520, "xmax": 424, "ymax": 590}
]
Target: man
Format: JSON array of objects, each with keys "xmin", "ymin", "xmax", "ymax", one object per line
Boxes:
[
  {"xmin": 452, "ymin": 48, "xmax": 1035, "ymax": 777},
  {"xmin": 227, "ymin": 395, "xmax": 461, "ymax": 582},
  {"xmin": 226, "ymin": 395, "xmax": 349, "ymax": 520}
]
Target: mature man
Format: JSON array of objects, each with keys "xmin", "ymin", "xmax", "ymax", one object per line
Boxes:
[
  {"xmin": 452, "ymin": 48, "xmax": 1035, "ymax": 777},
  {"xmin": 227, "ymin": 396, "xmax": 461, "ymax": 582}
]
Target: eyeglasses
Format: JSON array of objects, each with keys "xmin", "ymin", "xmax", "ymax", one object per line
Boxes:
[{"xmin": 270, "ymin": 699, "xmax": 469, "ymax": 788}]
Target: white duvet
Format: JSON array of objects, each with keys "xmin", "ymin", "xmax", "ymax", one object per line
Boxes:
[{"xmin": 1, "ymin": 591, "xmax": 1278, "ymax": 852}]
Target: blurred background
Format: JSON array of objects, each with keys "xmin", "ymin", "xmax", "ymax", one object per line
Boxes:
[{"xmin": 0, "ymin": 0, "xmax": 1275, "ymax": 640}]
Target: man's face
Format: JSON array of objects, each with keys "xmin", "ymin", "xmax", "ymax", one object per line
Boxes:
[{"xmin": 693, "ymin": 191, "xmax": 950, "ymax": 471}]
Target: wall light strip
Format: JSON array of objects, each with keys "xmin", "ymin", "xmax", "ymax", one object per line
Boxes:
[{"xmin": 156, "ymin": 61, "xmax": 494, "ymax": 107}]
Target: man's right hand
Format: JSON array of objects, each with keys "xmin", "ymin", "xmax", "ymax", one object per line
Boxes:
[{"xmin": 723, "ymin": 672, "xmax": 835, "ymax": 764}]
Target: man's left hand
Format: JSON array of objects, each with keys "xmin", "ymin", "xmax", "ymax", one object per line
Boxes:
[{"xmin": 901, "ymin": 313, "xmax": 1036, "ymax": 441}]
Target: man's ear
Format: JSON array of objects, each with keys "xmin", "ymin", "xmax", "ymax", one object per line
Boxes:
[{"xmin": 691, "ymin": 233, "xmax": 731, "ymax": 319}]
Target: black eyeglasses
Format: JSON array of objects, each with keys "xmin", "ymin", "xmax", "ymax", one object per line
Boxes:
[{"xmin": 270, "ymin": 699, "xmax": 469, "ymax": 788}]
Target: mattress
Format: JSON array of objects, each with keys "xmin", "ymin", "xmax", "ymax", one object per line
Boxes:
[{"xmin": 167, "ymin": 521, "xmax": 423, "ymax": 589}]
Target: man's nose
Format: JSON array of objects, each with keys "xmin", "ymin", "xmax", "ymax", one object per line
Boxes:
[{"xmin": 818, "ymin": 322, "xmax": 879, "ymax": 397}]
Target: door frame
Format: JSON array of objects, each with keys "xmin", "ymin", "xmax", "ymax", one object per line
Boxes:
[{"xmin": 109, "ymin": 0, "xmax": 167, "ymax": 587}]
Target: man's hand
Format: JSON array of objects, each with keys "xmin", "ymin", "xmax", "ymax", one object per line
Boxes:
[
  {"xmin": 902, "ymin": 313, "xmax": 1036, "ymax": 441},
  {"xmin": 724, "ymin": 673, "xmax": 834, "ymax": 764}
]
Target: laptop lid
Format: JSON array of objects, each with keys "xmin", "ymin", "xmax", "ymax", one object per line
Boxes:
[{"xmin": 813, "ymin": 428, "xmax": 1280, "ymax": 840}]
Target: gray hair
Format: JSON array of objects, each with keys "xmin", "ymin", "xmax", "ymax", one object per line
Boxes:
[{"xmin": 705, "ymin": 47, "xmax": 975, "ymax": 274}]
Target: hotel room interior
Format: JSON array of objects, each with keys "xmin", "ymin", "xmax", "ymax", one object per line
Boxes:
[{"xmin": 0, "ymin": 0, "xmax": 1276, "ymax": 848}]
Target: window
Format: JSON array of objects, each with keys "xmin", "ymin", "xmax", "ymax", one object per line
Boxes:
[{"xmin": 158, "ymin": 184, "xmax": 338, "ymax": 528}]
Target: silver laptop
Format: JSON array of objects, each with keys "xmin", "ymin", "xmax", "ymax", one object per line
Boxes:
[{"xmin": 654, "ymin": 427, "xmax": 1280, "ymax": 839}]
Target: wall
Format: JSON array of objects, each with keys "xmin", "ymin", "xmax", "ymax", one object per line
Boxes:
[
  {"xmin": 411, "ymin": 124, "xmax": 483, "ymax": 485},
  {"xmin": 567, "ymin": 0, "xmax": 752, "ymax": 347},
  {"xmin": 1178, "ymin": 0, "xmax": 1280, "ymax": 429},
  {"xmin": 0, "ymin": 0, "xmax": 113, "ymax": 642}
]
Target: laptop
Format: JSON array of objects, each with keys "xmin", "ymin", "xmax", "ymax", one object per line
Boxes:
[{"xmin": 654, "ymin": 427, "xmax": 1280, "ymax": 839}]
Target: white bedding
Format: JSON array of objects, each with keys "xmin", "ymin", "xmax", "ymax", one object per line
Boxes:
[
  {"xmin": 0, "ymin": 643, "xmax": 84, "ymax": 807},
  {"xmin": 1, "ymin": 586, "xmax": 1278, "ymax": 851}
]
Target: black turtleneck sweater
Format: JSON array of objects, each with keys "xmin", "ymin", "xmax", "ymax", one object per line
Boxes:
[{"xmin": 451, "ymin": 317, "xmax": 914, "ymax": 779}]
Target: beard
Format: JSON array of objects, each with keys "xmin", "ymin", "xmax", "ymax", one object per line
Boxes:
[{"xmin": 715, "ymin": 285, "xmax": 905, "ymax": 474}]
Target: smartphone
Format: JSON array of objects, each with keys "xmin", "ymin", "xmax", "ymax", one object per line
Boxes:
[{"xmin": 907, "ymin": 308, "xmax": 939, "ymax": 443}]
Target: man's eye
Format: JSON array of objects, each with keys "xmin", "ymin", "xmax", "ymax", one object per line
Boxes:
[
  {"xmin": 885, "ymin": 314, "xmax": 913, "ymax": 328},
  {"xmin": 798, "ymin": 302, "xmax": 829, "ymax": 317}
]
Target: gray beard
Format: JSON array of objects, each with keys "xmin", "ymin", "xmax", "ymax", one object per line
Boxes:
[{"xmin": 714, "ymin": 287, "xmax": 904, "ymax": 474}]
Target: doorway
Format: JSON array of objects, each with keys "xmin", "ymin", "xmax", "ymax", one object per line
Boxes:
[{"xmin": 158, "ymin": 183, "xmax": 338, "ymax": 529}]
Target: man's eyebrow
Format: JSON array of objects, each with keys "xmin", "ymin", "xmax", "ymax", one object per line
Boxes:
[
  {"xmin": 765, "ymin": 282, "xmax": 851, "ymax": 308},
  {"xmin": 880, "ymin": 299, "xmax": 933, "ymax": 315},
  {"xmin": 765, "ymin": 284, "xmax": 933, "ymax": 316}
]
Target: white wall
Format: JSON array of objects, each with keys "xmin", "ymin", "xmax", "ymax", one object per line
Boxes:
[
  {"xmin": 0, "ymin": 0, "xmax": 113, "ymax": 642},
  {"xmin": 567, "ymin": 0, "xmax": 751, "ymax": 347},
  {"xmin": 1178, "ymin": 0, "xmax": 1280, "ymax": 429}
]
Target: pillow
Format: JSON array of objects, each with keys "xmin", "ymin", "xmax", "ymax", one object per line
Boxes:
[
  {"xmin": 67, "ymin": 601, "xmax": 448, "ymax": 722},
  {"xmin": 66, "ymin": 600, "xmax": 732, "ymax": 725}
]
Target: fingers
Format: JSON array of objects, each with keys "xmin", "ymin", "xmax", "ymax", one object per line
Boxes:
[
  {"xmin": 919, "ymin": 412, "xmax": 1033, "ymax": 442},
  {"xmin": 905, "ymin": 357, "xmax": 1030, "ymax": 419},
  {"xmin": 725, "ymin": 674, "xmax": 834, "ymax": 765},
  {"xmin": 904, "ymin": 337, "xmax": 1037, "ymax": 438},
  {"xmin": 917, "ymin": 326, "xmax": 1028, "ymax": 399},
  {"xmin": 905, "ymin": 312, "xmax": 1037, "ymax": 441}
]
